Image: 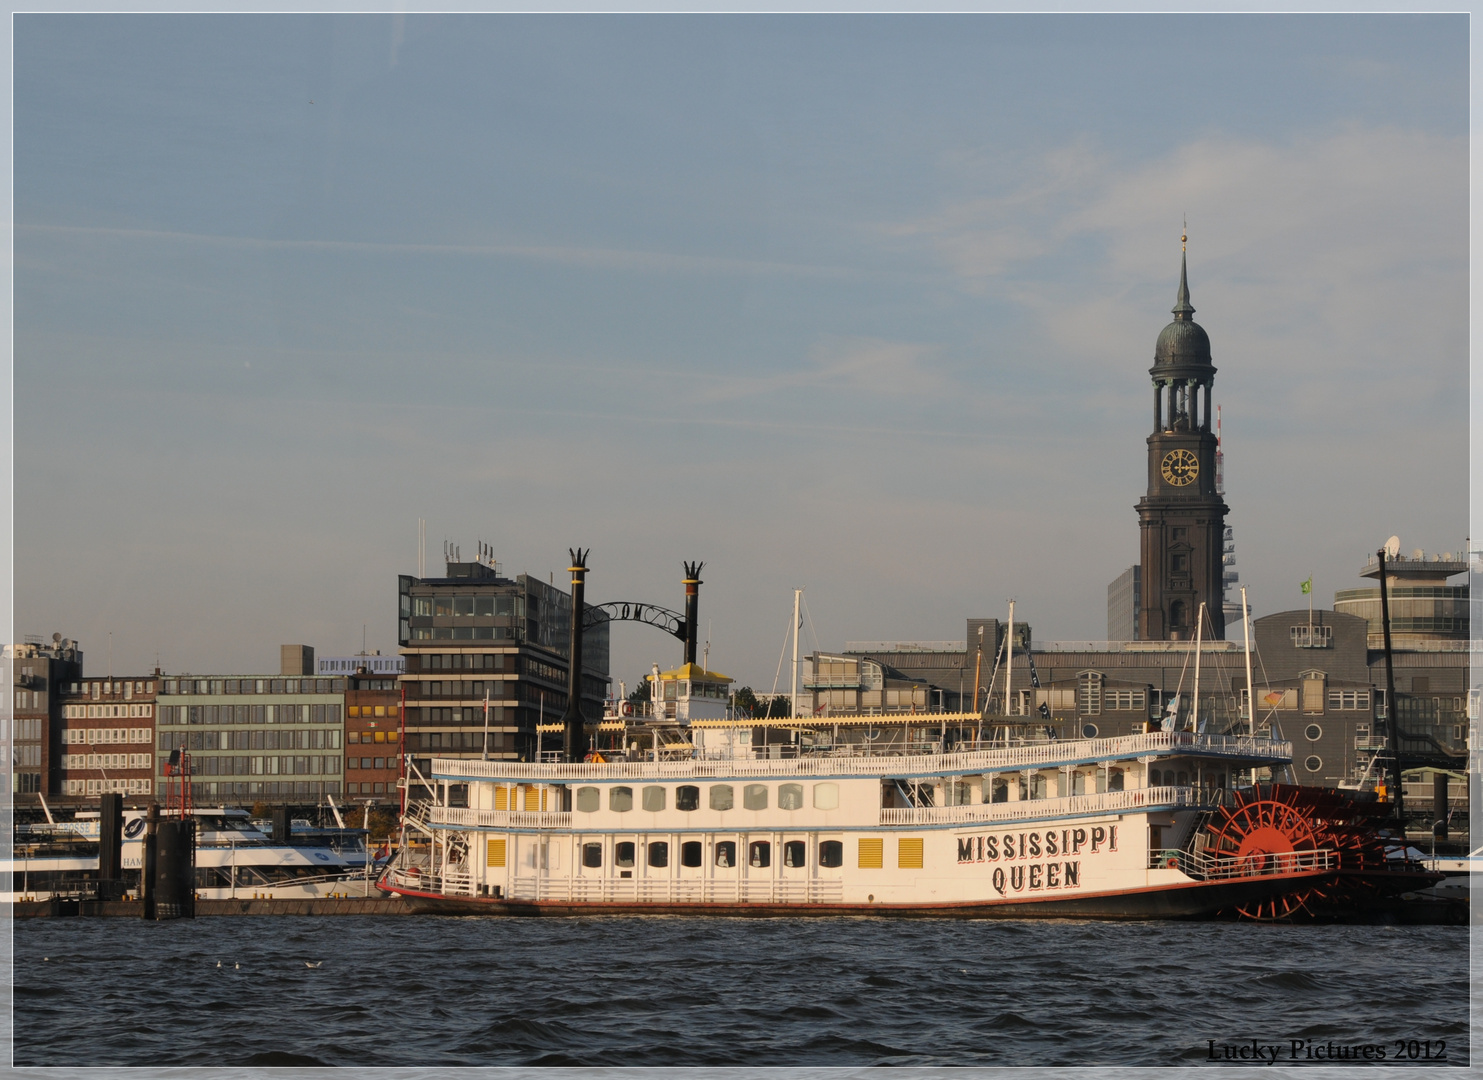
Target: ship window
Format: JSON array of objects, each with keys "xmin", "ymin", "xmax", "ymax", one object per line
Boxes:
[
  {"xmin": 709, "ymin": 785, "xmax": 734, "ymax": 811},
  {"xmin": 944, "ymin": 779, "xmax": 972, "ymax": 806},
  {"xmin": 743, "ymin": 784, "xmax": 768, "ymax": 810},
  {"xmin": 990, "ymin": 777, "xmax": 1009, "ymax": 803},
  {"xmin": 575, "ymin": 787, "xmax": 600, "ymax": 813},
  {"xmin": 648, "ymin": 842, "xmax": 669, "ymax": 868},
  {"xmin": 680, "ymin": 841, "xmax": 702, "ymax": 867},
  {"xmin": 615, "ymin": 842, "xmax": 635, "ymax": 868},
  {"xmin": 582, "ymin": 842, "xmax": 602, "ymax": 868},
  {"xmin": 819, "ymin": 840, "xmax": 843, "ymax": 868},
  {"xmin": 858, "ymin": 837, "xmax": 884, "ymax": 869},
  {"xmin": 714, "ymin": 841, "xmax": 736, "ymax": 868},
  {"xmin": 1149, "ymin": 768, "xmax": 1162, "ymax": 786},
  {"xmin": 1304, "ymin": 724, "xmax": 1322, "ymax": 742},
  {"xmin": 675, "ymin": 785, "xmax": 700, "ymax": 811},
  {"xmin": 1176, "ymin": 771, "xmax": 1189, "ymax": 786},
  {"xmin": 813, "ymin": 783, "xmax": 838, "ymax": 810},
  {"xmin": 778, "ymin": 784, "xmax": 803, "ymax": 810},
  {"xmin": 748, "ymin": 841, "xmax": 771, "ymax": 868},
  {"xmin": 642, "ymin": 786, "xmax": 666, "ymax": 812},
  {"xmin": 609, "ymin": 787, "xmax": 633, "ymax": 812},
  {"xmin": 1304, "ymin": 756, "xmax": 1323, "ymax": 773},
  {"xmin": 783, "ymin": 840, "xmax": 806, "ymax": 867},
  {"xmin": 1108, "ymin": 768, "xmax": 1124, "ymax": 792}
]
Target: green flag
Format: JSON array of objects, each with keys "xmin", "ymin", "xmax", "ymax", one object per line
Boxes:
[{"xmin": 1300, "ymin": 577, "xmax": 1312, "ymax": 595}]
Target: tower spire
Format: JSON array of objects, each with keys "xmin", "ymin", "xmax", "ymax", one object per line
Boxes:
[{"xmin": 1172, "ymin": 227, "xmax": 1194, "ymax": 319}]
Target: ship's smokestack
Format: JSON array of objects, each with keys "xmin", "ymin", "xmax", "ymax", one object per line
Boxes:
[
  {"xmin": 682, "ymin": 561, "xmax": 704, "ymax": 667},
  {"xmin": 560, "ymin": 549, "xmax": 590, "ymax": 763}
]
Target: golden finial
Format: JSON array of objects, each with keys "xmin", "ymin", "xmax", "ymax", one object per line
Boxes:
[{"xmin": 1182, "ymin": 215, "xmax": 1187, "ymax": 251}]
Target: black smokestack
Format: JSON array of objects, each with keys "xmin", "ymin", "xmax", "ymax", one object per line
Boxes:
[
  {"xmin": 561, "ymin": 548, "xmax": 590, "ymax": 763},
  {"xmin": 683, "ymin": 561, "xmax": 704, "ymax": 667}
]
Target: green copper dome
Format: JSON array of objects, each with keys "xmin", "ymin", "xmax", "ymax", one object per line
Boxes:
[{"xmin": 1154, "ymin": 252, "xmax": 1212, "ymax": 368}]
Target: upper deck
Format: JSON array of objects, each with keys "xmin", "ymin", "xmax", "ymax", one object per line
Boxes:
[{"xmin": 429, "ymin": 730, "xmax": 1291, "ymax": 784}]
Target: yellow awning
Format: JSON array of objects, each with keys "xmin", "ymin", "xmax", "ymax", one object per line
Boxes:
[{"xmin": 648, "ymin": 662, "xmax": 733, "ymax": 684}]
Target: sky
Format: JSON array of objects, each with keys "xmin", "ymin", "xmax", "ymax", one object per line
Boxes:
[{"xmin": 12, "ymin": 14, "xmax": 1469, "ymax": 693}]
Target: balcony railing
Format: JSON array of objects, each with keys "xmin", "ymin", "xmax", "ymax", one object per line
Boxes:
[
  {"xmin": 429, "ymin": 807, "xmax": 573, "ymax": 830},
  {"xmin": 878, "ymin": 785, "xmax": 1205, "ymax": 826},
  {"xmin": 430, "ymin": 730, "xmax": 1292, "ymax": 783},
  {"xmin": 1149, "ymin": 847, "xmax": 1334, "ymax": 881}
]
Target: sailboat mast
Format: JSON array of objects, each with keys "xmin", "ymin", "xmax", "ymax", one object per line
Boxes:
[
  {"xmin": 1191, "ymin": 601, "xmax": 1204, "ymax": 732},
  {"xmin": 1241, "ymin": 586, "xmax": 1255, "ymax": 739},
  {"xmin": 1005, "ymin": 599, "xmax": 1015, "ymax": 717},
  {"xmin": 790, "ymin": 588, "xmax": 802, "ymax": 719}
]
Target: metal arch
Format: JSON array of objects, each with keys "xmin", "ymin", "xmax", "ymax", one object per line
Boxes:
[{"xmin": 582, "ymin": 601, "xmax": 688, "ymax": 642}]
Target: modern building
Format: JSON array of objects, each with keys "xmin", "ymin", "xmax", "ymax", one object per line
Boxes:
[
  {"xmin": 1334, "ymin": 549, "xmax": 1470, "ymax": 649},
  {"xmin": 280, "ymin": 645, "xmax": 315, "ymax": 677},
  {"xmin": 397, "ymin": 555, "xmax": 610, "ymax": 770},
  {"xmin": 154, "ymin": 673, "xmax": 347, "ymax": 806},
  {"xmin": 11, "ymin": 636, "xmax": 84, "ymax": 797},
  {"xmin": 1136, "ymin": 246, "xmax": 1229, "ymax": 641},
  {"xmin": 320, "ymin": 653, "xmax": 405, "ymax": 677},
  {"xmin": 343, "ymin": 667, "xmax": 401, "ymax": 802},
  {"xmin": 1107, "ymin": 566, "xmax": 1140, "ymax": 642},
  {"xmin": 58, "ymin": 674, "xmax": 159, "ymax": 800}
]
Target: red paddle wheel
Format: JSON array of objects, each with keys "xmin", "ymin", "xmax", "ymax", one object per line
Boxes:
[{"xmin": 1204, "ymin": 784, "xmax": 1396, "ymax": 920}]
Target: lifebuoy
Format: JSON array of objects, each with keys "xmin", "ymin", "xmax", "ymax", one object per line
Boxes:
[
  {"xmin": 620, "ymin": 702, "xmax": 633, "ymax": 717},
  {"xmin": 1163, "ymin": 853, "xmax": 1180, "ymax": 869}
]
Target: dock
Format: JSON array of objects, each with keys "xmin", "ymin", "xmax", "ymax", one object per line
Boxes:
[{"xmin": 13, "ymin": 895, "xmax": 415, "ymax": 918}]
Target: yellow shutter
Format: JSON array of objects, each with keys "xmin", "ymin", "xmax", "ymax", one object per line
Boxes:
[
  {"xmin": 486, "ymin": 838, "xmax": 506, "ymax": 867},
  {"xmin": 898, "ymin": 837, "xmax": 924, "ymax": 869},
  {"xmin": 495, "ymin": 785, "xmax": 509, "ymax": 810},
  {"xmin": 523, "ymin": 785, "xmax": 545, "ymax": 811},
  {"xmin": 858, "ymin": 837, "xmax": 883, "ymax": 868}
]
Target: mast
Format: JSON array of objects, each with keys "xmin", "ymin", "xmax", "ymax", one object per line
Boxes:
[
  {"xmin": 972, "ymin": 625, "xmax": 984, "ymax": 716},
  {"xmin": 1376, "ymin": 548, "xmax": 1405, "ymax": 821},
  {"xmin": 559, "ymin": 548, "xmax": 591, "ymax": 763},
  {"xmin": 1241, "ymin": 586, "xmax": 1254, "ymax": 739},
  {"xmin": 1005, "ymin": 599, "xmax": 1015, "ymax": 716},
  {"xmin": 1191, "ymin": 601, "xmax": 1204, "ymax": 732},
  {"xmin": 790, "ymin": 588, "xmax": 802, "ymax": 719}
]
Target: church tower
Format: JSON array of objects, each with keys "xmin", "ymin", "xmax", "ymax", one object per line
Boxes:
[{"xmin": 1137, "ymin": 237, "xmax": 1228, "ymax": 641}]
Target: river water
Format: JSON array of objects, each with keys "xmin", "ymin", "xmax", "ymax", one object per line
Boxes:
[{"xmin": 12, "ymin": 916, "xmax": 1468, "ymax": 1068}]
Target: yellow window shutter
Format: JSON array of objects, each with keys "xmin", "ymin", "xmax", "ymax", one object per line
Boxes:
[
  {"xmin": 858, "ymin": 837, "xmax": 883, "ymax": 868},
  {"xmin": 487, "ymin": 838, "xmax": 506, "ymax": 867},
  {"xmin": 523, "ymin": 785, "xmax": 545, "ymax": 811},
  {"xmin": 495, "ymin": 785, "xmax": 509, "ymax": 810},
  {"xmin": 898, "ymin": 837, "xmax": 924, "ymax": 869}
]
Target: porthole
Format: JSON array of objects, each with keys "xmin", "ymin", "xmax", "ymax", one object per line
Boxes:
[
  {"xmin": 1082, "ymin": 723, "xmax": 1099, "ymax": 739},
  {"xmin": 1304, "ymin": 724, "xmax": 1322, "ymax": 742},
  {"xmin": 1304, "ymin": 755, "xmax": 1322, "ymax": 773}
]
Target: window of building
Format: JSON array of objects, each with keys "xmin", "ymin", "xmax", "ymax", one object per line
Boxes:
[
  {"xmin": 709, "ymin": 785, "xmax": 733, "ymax": 811},
  {"xmin": 609, "ymin": 787, "xmax": 633, "ymax": 812},
  {"xmin": 1169, "ymin": 601, "xmax": 1187, "ymax": 629},
  {"xmin": 675, "ymin": 785, "xmax": 699, "ymax": 811},
  {"xmin": 1106, "ymin": 691, "xmax": 1146, "ymax": 711},
  {"xmin": 813, "ymin": 783, "xmax": 838, "ymax": 810},
  {"xmin": 680, "ymin": 841, "xmax": 703, "ymax": 868},
  {"xmin": 748, "ymin": 841, "xmax": 770, "ymax": 868},
  {"xmin": 1304, "ymin": 755, "xmax": 1323, "ymax": 773},
  {"xmin": 1082, "ymin": 723, "xmax": 1099, "ymax": 739},
  {"xmin": 615, "ymin": 842, "xmax": 635, "ymax": 868},
  {"xmin": 641, "ymin": 786, "xmax": 666, "ymax": 812},
  {"xmin": 1304, "ymin": 724, "xmax": 1323, "ymax": 742},
  {"xmin": 1291, "ymin": 625, "xmax": 1333, "ymax": 648},
  {"xmin": 778, "ymin": 784, "xmax": 803, "ymax": 810},
  {"xmin": 743, "ymin": 784, "xmax": 768, "ymax": 810},
  {"xmin": 783, "ymin": 840, "xmax": 806, "ymax": 868},
  {"xmin": 575, "ymin": 787, "xmax": 599, "ymax": 813},
  {"xmin": 1301, "ymin": 673, "xmax": 1326, "ymax": 714},
  {"xmin": 1170, "ymin": 553, "xmax": 1188, "ymax": 572},
  {"xmin": 819, "ymin": 840, "xmax": 843, "ymax": 868},
  {"xmin": 714, "ymin": 841, "xmax": 736, "ymax": 868},
  {"xmin": 1078, "ymin": 673, "xmax": 1103, "ymax": 716}
]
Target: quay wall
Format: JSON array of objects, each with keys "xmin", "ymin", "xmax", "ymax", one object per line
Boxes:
[{"xmin": 13, "ymin": 896, "xmax": 414, "ymax": 918}]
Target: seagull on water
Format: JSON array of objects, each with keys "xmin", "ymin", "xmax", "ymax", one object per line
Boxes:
[
  {"xmin": 217, "ymin": 961, "xmax": 222, "ymax": 968},
  {"xmin": 234, "ymin": 963, "xmax": 240, "ymax": 970},
  {"xmin": 305, "ymin": 961, "xmax": 323, "ymax": 968}
]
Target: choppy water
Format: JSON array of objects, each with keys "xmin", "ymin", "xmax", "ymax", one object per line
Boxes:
[{"xmin": 12, "ymin": 916, "xmax": 1468, "ymax": 1067}]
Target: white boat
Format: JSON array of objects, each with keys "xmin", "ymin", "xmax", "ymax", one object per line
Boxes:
[{"xmin": 7, "ymin": 808, "xmax": 367, "ymax": 901}]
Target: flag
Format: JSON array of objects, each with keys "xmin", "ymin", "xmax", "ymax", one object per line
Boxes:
[{"xmin": 1300, "ymin": 577, "xmax": 1312, "ymax": 595}]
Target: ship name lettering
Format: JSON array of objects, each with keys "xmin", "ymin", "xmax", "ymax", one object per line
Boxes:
[
  {"xmin": 958, "ymin": 825, "xmax": 1114, "ymax": 864},
  {"xmin": 989, "ymin": 860, "xmax": 1080, "ymax": 895}
]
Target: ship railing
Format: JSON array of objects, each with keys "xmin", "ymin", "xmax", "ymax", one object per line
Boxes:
[
  {"xmin": 879, "ymin": 785, "xmax": 1205, "ymax": 826},
  {"xmin": 1150, "ymin": 847, "xmax": 1336, "ymax": 880},
  {"xmin": 503, "ymin": 874, "xmax": 845, "ymax": 905},
  {"xmin": 429, "ymin": 731, "xmax": 1292, "ymax": 782},
  {"xmin": 429, "ymin": 807, "xmax": 574, "ymax": 830}
]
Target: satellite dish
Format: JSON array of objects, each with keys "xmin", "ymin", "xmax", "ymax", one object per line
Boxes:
[
  {"xmin": 1384, "ymin": 536, "xmax": 1400, "ymax": 558},
  {"xmin": 51, "ymin": 632, "xmax": 61, "ymax": 642}
]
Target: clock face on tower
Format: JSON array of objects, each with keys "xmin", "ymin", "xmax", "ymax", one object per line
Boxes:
[{"xmin": 1161, "ymin": 448, "xmax": 1199, "ymax": 487}]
